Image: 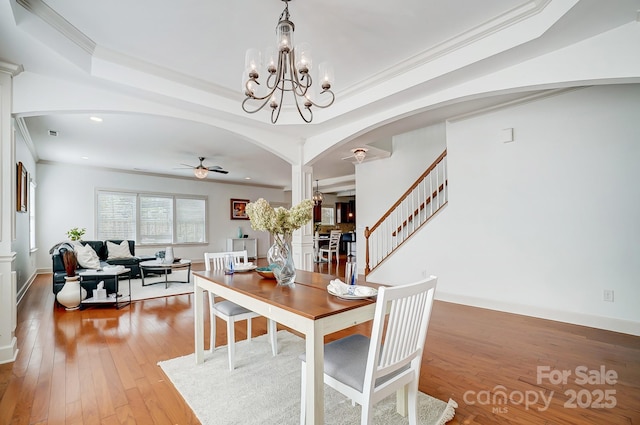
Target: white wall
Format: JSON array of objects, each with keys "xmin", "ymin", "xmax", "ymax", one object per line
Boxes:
[
  {"xmin": 12, "ymin": 126, "xmax": 38, "ymax": 298},
  {"xmin": 355, "ymin": 122, "xmax": 447, "ymax": 267},
  {"xmin": 360, "ymin": 84, "xmax": 640, "ymax": 335},
  {"xmin": 36, "ymin": 163, "xmax": 289, "ymax": 270}
]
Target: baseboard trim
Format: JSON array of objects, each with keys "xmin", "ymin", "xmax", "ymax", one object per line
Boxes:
[
  {"xmin": 17, "ymin": 271, "xmax": 37, "ymax": 305},
  {"xmin": 436, "ymin": 291, "xmax": 640, "ymax": 336},
  {"xmin": 0, "ymin": 337, "xmax": 18, "ymax": 365}
]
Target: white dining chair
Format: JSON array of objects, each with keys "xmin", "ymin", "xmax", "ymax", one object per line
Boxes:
[
  {"xmin": 318, "ymin": 230, "xmax": 341, "ymax": 266},
  {"xmin": 299, "ymin": 276, "xmax": 438, "ymax": 425},
  {"xmin": 204, "ymin": 250, "xmax": 277, "ymax": 370}
]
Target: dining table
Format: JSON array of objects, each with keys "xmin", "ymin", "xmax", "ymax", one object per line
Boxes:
[{"xmin": 192, "ymin": 268, "xmax": 381, "ymax": 425}]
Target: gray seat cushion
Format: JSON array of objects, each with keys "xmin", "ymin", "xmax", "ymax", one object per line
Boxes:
[
  {"xmin": 213, "ymin": 300, "xmax": 253, "ymax": 316},
  {"xmin": 300, "ymin": 334, "xmax": 409, "ymax": 392},
  {"xmin": 300, "ymin": 334, "xmax": 409, "ymax": 393}
]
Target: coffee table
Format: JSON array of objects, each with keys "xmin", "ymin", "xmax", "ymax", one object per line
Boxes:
[{"xmin": 139, "ymin": 259, "xmax": 192, "ymax": 288}]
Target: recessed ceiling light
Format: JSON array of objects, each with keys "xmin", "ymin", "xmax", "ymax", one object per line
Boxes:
[
  {"xmin": 90, "ymin": 116, "xmax": 103, "ymax": 122},
  {"xmin": 245, "ymin": 177, "xmax": 251, "ymax": 180},
  {"xmin": 81, "ymin": 156, "xmax": 89, "ymax": 160}
]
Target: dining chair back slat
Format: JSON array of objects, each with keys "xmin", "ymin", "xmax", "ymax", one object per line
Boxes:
[
  {"xmin": 300, "ymin": 275, "xmax": 437, "ymax": 425},
  {"xmin": 203, "ymin": 250, "xmax": 277, "ymax": 370},
  {"xmin": 204, "ymin": 250, "xmax": 248, "ymax": 271},
  {"xmin": 319, "ymin": 230, "xmax": 342, "ymax": 267}
]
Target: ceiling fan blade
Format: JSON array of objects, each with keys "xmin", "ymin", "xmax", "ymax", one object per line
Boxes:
[
  {"xmin": 211, "ymin": 169, "xmax": 229, "ymax": 174},
  {"xmin": 179, "ymin": 163, "xmax": 196, "ymax": 168},
  {"xmin": 206, "ymin": 165, "xmax": 223, "ymax": 171}
]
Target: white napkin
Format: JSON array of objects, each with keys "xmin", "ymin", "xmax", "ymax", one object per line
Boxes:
[
  {"xmin": 354, "ymin": 286, "xmax": 377, "ymax": 297},
  {"xmin": 328, "ymin": 279, "xmax": 377, "ymax": 297},
  {"xmin": 235, "ymin": 262, "xmax": 253, "ymax": 269},
  {"xmin": 327, "ymin": 279, "xmax": 350, "ymax": 295}
]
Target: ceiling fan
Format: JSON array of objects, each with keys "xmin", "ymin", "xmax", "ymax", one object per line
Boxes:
[{"xmin": 179, "ymin": 157, "xmax": 229, "ymax": 179}]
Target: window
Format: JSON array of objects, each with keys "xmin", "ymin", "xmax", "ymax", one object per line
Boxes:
[
  {"xmin": 176, "ymin": 198, "xmax": 206, "ymax": 243},
  {"xmin": 29, "ymin": 179, "xmax": 36, "ymax": 251},
  {"xmin": 321, "ymin": 207, "xmax": 335, "ymax": 225},
  {"xmin": 97, "ymin": 191, "xmax": 136, "ymax": 240},
  {"xmin": 140, "ymin": 195, "xmax": 173, "ymax": 244},
  {"xmin": 97, "ymin": 190, "xmax": 207, "ymax": 244}
]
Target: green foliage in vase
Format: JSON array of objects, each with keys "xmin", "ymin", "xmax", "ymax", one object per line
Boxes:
[{"xmin": 66, "ymin": 227, "xmax": 86, "ymax": 241}]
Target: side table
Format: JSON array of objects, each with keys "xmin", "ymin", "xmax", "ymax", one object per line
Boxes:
[{"xmin": 79, "ymin": 267, "xmax": 131, "ymax": 309}]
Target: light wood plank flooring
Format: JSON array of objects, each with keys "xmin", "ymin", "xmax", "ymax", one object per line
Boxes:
[{"xmin": 1, "ymin": 259, "xmax": 638, "ymax": 424}]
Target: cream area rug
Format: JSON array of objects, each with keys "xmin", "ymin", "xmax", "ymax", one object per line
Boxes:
[
  {"xmin": 158, "ymin": 331, "xmax": 457, "ymax": 425},
  {"xmin": 114, "ymin": 269, "xmax": 193, "ymax": 301}
]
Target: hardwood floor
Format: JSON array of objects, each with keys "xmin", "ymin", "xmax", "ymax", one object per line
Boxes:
[{"xmin": 1, "ymin": 258, "xmax": 638, "ymax": 424}]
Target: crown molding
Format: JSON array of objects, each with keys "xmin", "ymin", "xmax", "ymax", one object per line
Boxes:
[
  {"xmin": 0, "ymin": 60, "xmax": 24, "ymax": 77},
  {"xmin": 16, "ymin": 0, "xmax": 95, "ymax": 55},
  {"xmin": 14, "ymin": 117, "xmax": 39, "ymax": 161},
  {"xmin": 37, "ymin": 159, "xmax": 286, "ymax": 190},
  {"xmin": 339, "ymin": 0, "xmax": 551, "ymax": 99},
  {"xmin": 92, "ymin": 46, "xmax": 238, "ymax": 100},
  {"xmin": 447, "ymin": 87, "xmax": 584, "ymax": 122}
]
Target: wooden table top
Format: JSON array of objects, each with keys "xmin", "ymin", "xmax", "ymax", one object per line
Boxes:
[{"xmin": 193, "ymin": 269, "xmax": 382, "ymax": 321}]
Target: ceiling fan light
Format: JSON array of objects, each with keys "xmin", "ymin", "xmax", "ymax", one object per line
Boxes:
[{"xmin": 194, "ymin": 167, "xmax": 209, "ymax": 179}]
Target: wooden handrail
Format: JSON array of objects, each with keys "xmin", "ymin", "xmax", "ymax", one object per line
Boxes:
[
  {"xmin": 368, "ymin": 149, "xmax": 447, "ymax": 235},
  {"xmin": 391, "ymin": 182, "xmax": 447, "ymax": 237},
  {"xmin": 365, "ymin": 149, "xmax": 448, "ymax": 276}
]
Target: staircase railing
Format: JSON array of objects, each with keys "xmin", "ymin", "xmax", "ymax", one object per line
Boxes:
[{"xmin": 364, "ymin": 149, "xmax": 448, "ymax": 276}]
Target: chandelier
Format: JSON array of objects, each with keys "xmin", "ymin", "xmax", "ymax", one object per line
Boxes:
[
  {"xmin": 242, "ymin": 0, "xmax": 335, "ymax": 124},
  {"xmin": 312, "ymin": 179, "xmax": 324, "ymax": 206}
]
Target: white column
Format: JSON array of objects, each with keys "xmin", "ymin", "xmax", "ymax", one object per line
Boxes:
[
  {"xmin": 0, "ymin": 64, "xmax": 20, "ymax": 364},
  {"xmin": 291, "ymin": 164, "xmax": 315, "ymax": 271}
]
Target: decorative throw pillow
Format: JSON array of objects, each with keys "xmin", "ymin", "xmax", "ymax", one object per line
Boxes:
[
  {"xmin": 74, "ymin": 243, "xmax": 101, "ymax": 269},
  {"xmin": 107, "ymin": 240, "xmax": 133, "ymax": 259}
]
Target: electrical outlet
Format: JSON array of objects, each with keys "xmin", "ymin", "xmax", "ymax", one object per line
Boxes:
[{"xmin": 603, "ymin": 290, "xmax": 614, "ymax": 302}]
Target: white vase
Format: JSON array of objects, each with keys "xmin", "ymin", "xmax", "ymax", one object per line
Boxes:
[
  {"xmin": 56, "ymin": 276, "xmax": 87, "ymax": 310},
  {"xmin": 165, "ymin": 247, "xmax": 174, "ymax": 264}
]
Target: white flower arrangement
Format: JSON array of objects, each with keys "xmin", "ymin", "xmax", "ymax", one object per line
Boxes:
[{"xmin": 246, "ymin": 198, "xmax": 313, "ymax": 236}]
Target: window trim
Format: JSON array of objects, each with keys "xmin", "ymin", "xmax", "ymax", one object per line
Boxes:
[
  {"xmin": 29, "ymin": 178, "xmax": 37, "ymax": 252},
  {"xmin": 96, "ymin": 188, "xmax": 209, "ymax": 246}
]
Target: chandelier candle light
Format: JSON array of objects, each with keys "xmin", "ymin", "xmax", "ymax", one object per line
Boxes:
[
  {"xmin": 242, "ymin": 0, "xmax": 335, "ymax": 124},
  {"xmin": 246, "ymin": 198, "xmax": 313, "ymax": 286}
]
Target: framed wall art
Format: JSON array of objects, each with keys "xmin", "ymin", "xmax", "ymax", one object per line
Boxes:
[
  {"xmin": 16, "ymin": 162, "xmax": 28, "ymax": 213},
  {"xmin": 230, "ymin": 198, "xmax": 250, "ymax": 220}
]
